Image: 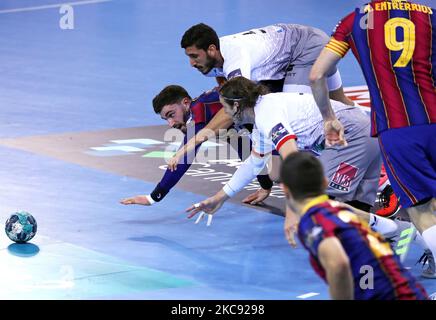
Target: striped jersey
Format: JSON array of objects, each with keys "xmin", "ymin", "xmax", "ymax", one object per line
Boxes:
[
  {"xmin": 150, "ymin": 88, "xmax": 222, "ymax": 202},
  {"xmin": 298, "ymin": 195, "xmax": 428, "ymax": 300},
  {"xmin": 325, "ymin": 0, "xmax": 436, "ymax": 136},
  {"xmin": 188, "ymin": 87, "xmax": 222, "ymax": 125}
]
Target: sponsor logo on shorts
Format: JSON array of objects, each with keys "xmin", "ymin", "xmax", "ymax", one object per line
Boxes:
[
  {"xmin": 329, "ymin": 162, "xmax": 359, "ymax": 192},
  {"xmin": 271, "ymin": 123, "xmax": 289, "ymax": 146}
]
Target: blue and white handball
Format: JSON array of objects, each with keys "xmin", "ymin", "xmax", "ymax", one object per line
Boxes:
[{"xmin": 5, "ymin": 211, "xmax": 37, "ymax": 243}]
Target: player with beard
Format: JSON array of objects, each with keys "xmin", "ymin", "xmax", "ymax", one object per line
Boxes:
[{"xmin": 120, "ymin": 85, "xmax": 273, "ymax": 206}]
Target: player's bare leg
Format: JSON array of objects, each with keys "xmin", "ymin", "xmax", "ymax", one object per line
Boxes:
[
  {"xmin": 408, "ymin": 198, "xmax": 436, "ymax": 234},
  {"xmin": 407, "ymin": 198, "xmax": 436, "ymax": 278}
]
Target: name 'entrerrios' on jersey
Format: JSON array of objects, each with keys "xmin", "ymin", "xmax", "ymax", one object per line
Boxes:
[{"xmin": 325, "ymin": 0, "xmax": 436, "ymax": 136}]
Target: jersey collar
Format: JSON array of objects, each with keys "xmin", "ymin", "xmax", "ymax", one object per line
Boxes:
[
  {"xmin": 204, "ymin": 67, "xmax": 225, "ymax": 78},
  {"xmin": 302, "ymin": 195, "xmax": 330, "ymax": 215}
]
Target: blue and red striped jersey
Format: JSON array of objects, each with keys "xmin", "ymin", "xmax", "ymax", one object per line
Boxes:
[
  {"xmin": 326, "ymin": 0, "xmax": 436, "ymax": 136},
  {"xmin": 150, "ymin": 88, "xmax": 223, "ymax": 202},
  {"xmin": 190, "ymin": 87, "xmax": 222, "ymax": 125},
  {"xmin": 297, "ymin": 195, "xmax": 428, "ymax": 300}
]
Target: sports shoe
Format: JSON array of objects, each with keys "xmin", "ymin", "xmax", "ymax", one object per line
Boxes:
[
  {"xmin": 375, "ymin": 185, "xmax": 401, "ymax": 218},
  {"xmin": 378, "ymin": 164, "xmax": 389, "ymax": 191},
  {"xmin": 416, "ymin": 249, "xmax": 436, "ymax": 279},
  {"xmin": 429, "ymin": 292, "xmax": 436, "ymax": 300},
  {"xmin": 384, "ymin": 218, "xmax": 415, "ymax": 261}
]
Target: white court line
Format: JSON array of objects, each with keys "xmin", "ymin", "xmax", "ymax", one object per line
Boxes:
[
  {"xmin": 297, "ymin": 292, "xmax": 320, "ymax": 299},
  {"xmin": 0, "ymin": 0, "xmax": 111, "ymax": 14}
]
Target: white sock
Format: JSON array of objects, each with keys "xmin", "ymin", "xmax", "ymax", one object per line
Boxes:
[
  {"xmin": 369, "ymin": 213, "xmax": 398, "ymax": 235},
  {"xmin": 414, "ymin": 232, "xmax": 429, "ymax": 250},
  {"xmin": 422, "ymin": 225, "xmax": 436, "ymax": 260}
]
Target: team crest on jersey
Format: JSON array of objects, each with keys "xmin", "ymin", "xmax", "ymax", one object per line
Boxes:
[
  {"xmin": 271, "ymin": 123, "xmax": 289, "ymax": 146},
  {"xmin": 304, "ymin": 226, "xmax": 323, "ymax": 250},
  {"xmin": 329, "ymin": 162, "xmax": 359, "ymax": 192},
  {"xmin": 227, "ymin": 69, "xmax": 242, "ymax": 79}
]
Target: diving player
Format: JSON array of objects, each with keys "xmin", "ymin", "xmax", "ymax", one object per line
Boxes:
[
  {"xmin": 120, "ymin": 85, "xmax": 273, "ymax": 206},
  {"xmin": 186, "ymin": 77, "xmax": 398, "ymax": 240}
]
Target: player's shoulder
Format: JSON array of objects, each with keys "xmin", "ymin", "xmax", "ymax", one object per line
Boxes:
[
  {"xmin": 254, "ymin": 93, "xmax": 288, "ymax": 124},
  {"xmin": 192, "ymin": 87, "xmax": 220, "ymax": 104},
  {"xmin": 253, "ymin": 95, "xmax": 273, "ymax": 125},
  {"xmin": 256, "ymin": 92, "xmax": 285, "ymax": 107},
  {"xmin": 305, "ymin": 200, "xmax": 350, "ymax": 223},
  {"xmin": 321, "ymin": 200, "xmax": 366, "ymax": 227}
]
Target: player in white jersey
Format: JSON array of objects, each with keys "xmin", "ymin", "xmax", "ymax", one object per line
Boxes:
[
  {"xmin": 169, "ymin": 23, "xmax": 355, "ymax": 204},
  {"xmin": 186, "ymin": 77, "xmax": 401, "ymax": 244},
  {"xmin": 181, "ymin": 23, "xmax": 354, "ymax": 103}
]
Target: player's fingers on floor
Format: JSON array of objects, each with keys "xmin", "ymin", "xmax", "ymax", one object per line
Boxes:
[
  {"xmin": 187, "ymin": 209, "xmax": 202, "ymax": 219},
  {"xmin": 242, "ymin": 194, "xmax": 256, "ymax": 203}
]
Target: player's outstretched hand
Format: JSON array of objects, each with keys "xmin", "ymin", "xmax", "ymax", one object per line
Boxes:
[
  {"xmin": 324, "ymin": 118, "xmax": 348, "ymax": 147},
  {"xmin": 120, "ymin": 195, "xmax": 152, "ymax": 206},
  {"xmin": 284, "ymin": 207, "xmax": 299, "ymax": 248},
  {"xmin": 167, "ymin": 154, "xmax": 181, "ymax": 172},
  {"xmin": 242, "ymin": 188, "xmax": 271, "ymax": 205},
  {"xmin": 186, "ymin": 195, "xmax": 225, "ymax": 219}
]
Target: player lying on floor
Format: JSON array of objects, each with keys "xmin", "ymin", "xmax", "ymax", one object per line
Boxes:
[
  {"xmin": 169, "ymin": 22, "xmax": 353, "ymax": 178},
  {"xmin": 186, "ymin": 77, "xmax": 398, "ymax": 237},
  {"xmin": 120, "ymin": 85, "xmax": 274, "ymax": 206}
]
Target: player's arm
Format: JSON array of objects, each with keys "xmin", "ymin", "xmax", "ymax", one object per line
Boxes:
[
  {"xmin": 186, "ymin": 150, "xmax": 270, "ymax": 217},
  {"xmin": 284, "ymin": 205, "xmax": 299, "ymax": 248},
  {"xmin": 310, "ymin": 49, "xmax": 347, "ymax": 147},
  {"xmin": 276, "ymin": 138, "xmax": 298, "ymax": 159},
  {"xmin": 318, "ymin": 237, "xmax": 354, "ymax": 300},
  {"xmin": 120, "ymin": 123, "xmax": 206, "ymax": 206},
  {"xmin": 310, "ymin": 13, "xmax": 353, "ymax": 121},
  {"xmin": 309, "ymin": 49, "xmax": 342, "ymax": 122},
  {"xmin": 168, "ymin": 108, "xmax": 233, "ymax": 171},
  {"xmin": 275, "ymin": 137, "xmax": 300, "ymax": 247},
  {"xmin": 310, "ymin": 13, "xmax": 354, "ymax": 147}
]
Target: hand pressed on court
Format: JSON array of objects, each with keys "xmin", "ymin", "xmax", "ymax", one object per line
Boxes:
[
  {"xmin": 324, "ymin": 118, "xmax": 347, "ymax": 147},
  {"xmin": 242, "ymin": 188, "xmax": 271, "ymax": 205},
  {"xmin": 120, "ymin": 195, "xmax": 152, "ymax": 206}
]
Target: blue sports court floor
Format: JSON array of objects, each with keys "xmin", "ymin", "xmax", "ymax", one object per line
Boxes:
[{"xmin": 0, "ymin": 0, "xmax": 435, "ymax": 300}]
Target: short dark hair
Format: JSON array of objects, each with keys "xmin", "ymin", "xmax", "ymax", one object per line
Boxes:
[
  {"xmin": 181, "ymin": 23, "xmax": 220, "ymax": 51},
  {"xmin": 280, "ymin": 152, "xmax": 325, "ymax": 201},
  {"xmin": 152, "ymin": 85, "xmax": 191, "ymax": 114}
]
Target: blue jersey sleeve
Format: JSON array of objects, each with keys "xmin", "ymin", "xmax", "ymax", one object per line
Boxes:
[{"xmin": 150, "ymin": 123, "xmax": 205, "ymax": 202}]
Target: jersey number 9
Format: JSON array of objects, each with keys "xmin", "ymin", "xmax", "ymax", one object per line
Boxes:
[{"xmin": 384, "ymin": 17, "xmax": 415, "ymax": 68}]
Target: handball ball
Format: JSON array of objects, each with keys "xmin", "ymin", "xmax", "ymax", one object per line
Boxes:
[{"xmin": 5, "ymin": 211, "xmax": 37, "ymax": 243}]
